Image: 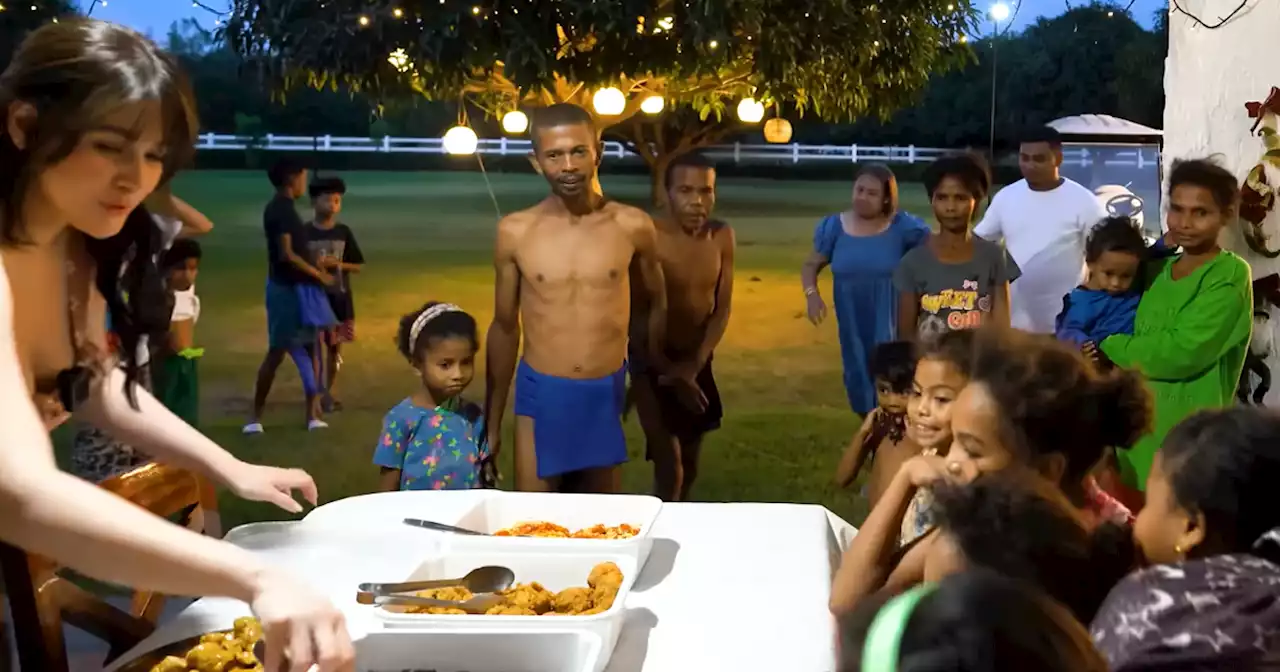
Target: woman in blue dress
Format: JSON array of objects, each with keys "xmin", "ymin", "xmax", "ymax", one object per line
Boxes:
[{"xmin": 801, "ymin": 164, "xmax": 929, "ymax": 415}]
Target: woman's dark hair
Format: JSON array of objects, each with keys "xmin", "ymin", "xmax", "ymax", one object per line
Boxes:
[
  {"xmin": 838, "ymin": 570, "xmax": 1108, "ymax": 672},
  {"xmin": 308, "ymin": 176, "xmax": 347, "ymax": 199},
  {"xmin": 0, "ymin": 20, "xmax": 197, "ymax": 408},
  {"xmin": 268, "ymin": 158, "xmax": 306, "ymax": 189},
  {"xmin": 854, "ymin": 163, "xmax": 899, "ymax": 215},
  {"xmin": 933, "ymin": 473, "xmax": 1138, "ymax": 623},
  {"xmin": 1159, "ymin": 407, "xmax": 1280, "ymax": 563},
  {"xmin": 869, "ymin": 341, "xmax": 916, "ymax": 393},
  {"xmin": 0, "ymin": 20, "xmax": 197, "ymax": 245},
  {"xmin": 1085, "ymin": 216, "xmax": 1147, "ymax": 264},
  {"xmin": 923, "ymin": 153, "xmax": 992, "ymax": 202},
  {"xmin": 1168, "ymin": 157, "xmax": 1239, "ymax": 213},
  {"xmin": 162, "ymin": 237, "xmax": 201, "ymax": 270},
  {"xmin": 967, "ymin": 328, "xmax": 1152, "ymax": 499},
  {"xmin": 396, "ymin": 301, "xmax": 479, "ymax": 364}
]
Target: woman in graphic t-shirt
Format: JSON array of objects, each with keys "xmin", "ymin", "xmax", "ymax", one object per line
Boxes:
[{"xmin": 895, "ymin": 154, "xmax": 1020, "ymax": 342}]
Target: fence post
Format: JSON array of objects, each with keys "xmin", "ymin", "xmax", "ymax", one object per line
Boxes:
[
  {"xmin": 500, "ymin": 137, "xmax": 508, "ymax": 155},
  {"xmin": 792, "ymin": 143, "xmax": 800, "ymax": 164},
  {"xmin": 908, "ymin": 145, "xmax": 916, "ymax": 164},
  {"xmin": 204, "ymin": 132, "xmax": 215, "ymax": 148},
  {"xmin": 734, "ymin": 142, "xmax": 741, "ymax": 165},
  {"xmin": 266, "ymin": 133, "xmax": 275, "ymax": 150},
  {"xmin": 321, "ymin": 134, "xmax": 330, "ymax": 151},
  {"xmin": 382, "ymin": 136, "xmax": 391, "ymax": 152},
  {"xmin": 851, "ymin": 144, "xmax": 858, "ymax": 163},
  {"xmin": 616, "ymin": 143, "xmax": 625, "ymax": 159},
  {"xmin": 1137, "ymin": 150, "xmax": 1145, "ymax": 169}
]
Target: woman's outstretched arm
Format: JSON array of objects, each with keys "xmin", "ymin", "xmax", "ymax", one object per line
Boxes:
[{"xmin": 0, "ymin": 262, "xmax": 353, "ymax": 670}]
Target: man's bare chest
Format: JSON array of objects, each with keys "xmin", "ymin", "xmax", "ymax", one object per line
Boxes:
[
  {"xmin": 516, "ymin": 223, "xmax": 635, "ymax": 288},
  {"xmin": 658, "ymin": 233, "xmax": 721, "ymax": 291}
]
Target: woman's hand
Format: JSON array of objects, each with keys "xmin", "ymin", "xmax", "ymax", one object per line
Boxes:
[
  {"xmin": 34, "ymin": 392, "xmax": 71, "ymax": 431},
  {"xmin": 222, "ymin": 462, "xmax": 319, "ymax": 514},
  {"xmin": 250, "ymin": 568, "xmax": 355, "ymax": 672},
  {"xmin": 805, "ymin": 292, "xmax": 828, "ymax": 326}
]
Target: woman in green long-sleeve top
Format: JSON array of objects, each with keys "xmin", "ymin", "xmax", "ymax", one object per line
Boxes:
[{"xmin": 1100, "ymin": 159, "xmax": 1253, "ymax": 492}]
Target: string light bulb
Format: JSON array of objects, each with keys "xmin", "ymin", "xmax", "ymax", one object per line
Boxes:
[
  {"xmin": 640, "ymin": 95, "xmax": 665, "ymax": 115},
  {"xmin": 443, "ymin": 126, "xmax": 479, "ymax": 155},
  {"xmin": 393, "ymin": 7, "xmax": 404, "ymax": 18},
  {"xmin": 387, "ymin": 48, "xmax": 410, "ymax": 72},
  {"xmin": 471, "ymin": 5, "xmax": 480, "ymax": 14},
  {"xmin": 358, "ymin": 15, "xmax": 370, "ymax": 26},
  {"xmin": 501, "ymin": 111, "xmax": 529, "ymax": 134},
  {"xmin": 736, "ymin": 98, "xmax": 765, "ymax": 124},
  {"xmin": 709, "ymin": 40, "xmax": 719, "ymax": 49},
  {"xmin": 592, "ymin": 87, "xmax": 626, "ymax": 116}
]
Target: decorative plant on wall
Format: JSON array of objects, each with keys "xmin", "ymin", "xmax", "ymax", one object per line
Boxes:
[{"xmin": 1241, "ymin": 86, "xmax": 1280, "ymax": 258}]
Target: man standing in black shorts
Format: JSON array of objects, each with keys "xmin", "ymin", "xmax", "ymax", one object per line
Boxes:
[{"xmin": 630, "ymin": 153, "xmax": 735, "ymax": 501}]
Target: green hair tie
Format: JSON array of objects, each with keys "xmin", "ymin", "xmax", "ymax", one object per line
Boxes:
[{"xmin": 861, "ymin": 583, "xmax": 938, "ymax": 672}]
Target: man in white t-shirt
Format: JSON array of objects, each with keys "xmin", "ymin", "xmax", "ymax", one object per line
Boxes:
[{"xmin": 974, "ymin": 126, "xmax": 1107, "ymax": 334}]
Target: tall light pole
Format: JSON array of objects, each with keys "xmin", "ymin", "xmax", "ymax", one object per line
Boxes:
[{"xmin": 988, "ymin": 2, "xmax": 1011, "ymax": 159}]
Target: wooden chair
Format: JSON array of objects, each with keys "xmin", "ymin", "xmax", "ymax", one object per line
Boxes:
[{"xmin": 0, "ymin": 463, "xmax": 220, "ymax": 672}]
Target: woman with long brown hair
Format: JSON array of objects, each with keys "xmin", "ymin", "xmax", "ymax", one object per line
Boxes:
[{"xmin": 0, "ymin": 20, "xmax": 352, "ymax": 670}]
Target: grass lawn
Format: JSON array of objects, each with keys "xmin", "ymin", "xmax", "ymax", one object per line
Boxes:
[{"xmin": 77, "ymin": 169, "xmax": 936, "ymax": 530}]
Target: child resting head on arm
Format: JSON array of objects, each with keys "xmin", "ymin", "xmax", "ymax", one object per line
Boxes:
[
  {"xmin": 1091, "ymin": 407, "xmax": 1280, "ymax": 669},
  {"xmin": 838, "ymin": 570, "xmax": 1108, "ymax": 672},
  {"xmin": 831, "ymin": 328, "xmax": 1151, "ymax": 617},
  {"xmin": 372, "ymin": 302, "xmax": 493, "ymax": 492}
]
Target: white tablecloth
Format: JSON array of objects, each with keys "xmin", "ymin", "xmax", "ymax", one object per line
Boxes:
[{"xmin": 109, "ymin": 498, "xmax": 856, "ymax": 672}]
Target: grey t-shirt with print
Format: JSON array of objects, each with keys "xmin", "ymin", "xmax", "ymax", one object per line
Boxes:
[{"xmin": 893, "ymin": 236, "xmax": 1022, "ymax": 341}]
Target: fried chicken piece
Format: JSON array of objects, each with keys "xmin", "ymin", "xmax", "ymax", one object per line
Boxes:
[
  {"xmin": 485, "ymin": 604, "xmax": 538, "ymax": 616},
  {"xmin": 588, "ymin": 562, "xmax": 623, "ymax": 591},
  {"xmin": 233, "ymin": 616, "xmax": 263, "ymax": 646},
  {"xmin": 418, "ymin": 586, "xmax": 474, "ymax": 602},
  {"xmin": 500, "ymin": 582, "xmax": 554, "ymax": 614},
  {"xmin": 186, "ymin": 641, "xmax": 235, "ymax": 672},
  {"xmin": 553, "ymin": 586, "xmax": 594, "ymax": 614},
  {"xmin": 591, "ymin": 584, "xmax": 619, "ymax": 612}
]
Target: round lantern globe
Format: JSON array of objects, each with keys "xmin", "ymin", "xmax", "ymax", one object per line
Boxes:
[
  {"xmin": 443, "ymin": 125, "xmax": 479, "ymax": 155},
  {"xmin": 737, "ymin": 98, "xmax": 765, "ymax": 123},
  {"xmin": 502, "ymin": 111, "xmax": 529, "ymax": 134},
  {"xmin": 640, "ymin": 95, "xmax": 665, "ymax": 114},
  {"xmin": 764, "ymin": 118, "xmax": 793, "ymax": 143},
  {"xmin": 592, "ymin": 88, "xmax": 626, "ymax": 116}
]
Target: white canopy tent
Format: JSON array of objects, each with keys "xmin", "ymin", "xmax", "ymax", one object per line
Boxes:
[{"xmin": 1048, "ymin": 114, "xmax": 1163, "ymax": 138}]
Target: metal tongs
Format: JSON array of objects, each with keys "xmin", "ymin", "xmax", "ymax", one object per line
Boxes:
[{"xmin": 356, "ymin": 565, "xmax": 515, "ymax": 614}]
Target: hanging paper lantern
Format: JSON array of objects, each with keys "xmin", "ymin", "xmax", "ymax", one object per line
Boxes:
[
  {"xmin": 592, "ymin": 88, "xmax": 626, "ymax": 116},
  {"xmin": 442, "ymin": 125, "xmax": 479, "ymax": 155},
  {"xmin": 501, "ymin": 111, "xmax": 529, "ymax": 134},
  {"xmin": 640, "ymin": 95, "xmax": 665, "ymax": 115},
  {"xmin": 764, "ymin": 118, "xmax": 793, "ymax": 143},
  {"xmin": 736, "ymin": 98, "xmax": 765, "ymax": 123}
]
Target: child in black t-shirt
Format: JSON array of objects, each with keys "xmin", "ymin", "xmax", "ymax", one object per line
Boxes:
[{"xmin": 307, "ymin": 176, "xmax": 365, "ymax": 411}]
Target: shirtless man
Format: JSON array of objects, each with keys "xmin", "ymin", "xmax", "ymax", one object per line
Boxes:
[
  {"xmin": 484, "ymin": 103, "xmax": 668, "ymax": 493},
  {"xmin": 630, "ymin": 153, "xmax": 735, "ymax": 501}
]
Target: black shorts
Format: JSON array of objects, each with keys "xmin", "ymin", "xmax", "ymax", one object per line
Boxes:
[{"xmin": 633, "ymin": 353, "xmax": 723, "ymax": 450}]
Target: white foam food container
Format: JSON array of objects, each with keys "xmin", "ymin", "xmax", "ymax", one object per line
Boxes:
[
  {"xmin": 452, "ymin": 491, "xmax": 663, "ymax": 570},
  {"xmin": 373, "ymin": 549, "xmax": 637, "ymax": 672},
  {"xmin": 354, "ymin": 629, "xmax": 602, "ymax": 672}
]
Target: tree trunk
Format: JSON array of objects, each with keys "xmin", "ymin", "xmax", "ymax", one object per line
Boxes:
[{"xmin": 650, "ymin": 154, "xmax": 673, "ymax": 210}]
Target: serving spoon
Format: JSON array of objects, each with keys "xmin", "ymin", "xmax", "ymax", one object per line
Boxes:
[{"xmin": 358, "ymin": 565, "xmax": 515, "ymax": 596}]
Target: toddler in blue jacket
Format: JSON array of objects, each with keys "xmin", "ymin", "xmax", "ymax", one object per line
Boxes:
[{"xmin": 1055, "ymin": 216, "xmax": 1149, "ymax": 348}]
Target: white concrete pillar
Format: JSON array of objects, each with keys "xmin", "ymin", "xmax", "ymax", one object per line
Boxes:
[{"xmin": 1163, "ymin": 0, "xmax": 1280, "ymax": 403}]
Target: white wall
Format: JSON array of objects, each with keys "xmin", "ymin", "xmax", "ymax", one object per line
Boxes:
[{"xmin": 1163, "ymin": 0, "xmax": 1280, "ymax": 402}]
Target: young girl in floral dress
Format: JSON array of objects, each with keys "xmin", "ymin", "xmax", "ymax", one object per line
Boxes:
[{"xmin": 373, "ymin": 302, "xmax": 492, "ymax": 491}]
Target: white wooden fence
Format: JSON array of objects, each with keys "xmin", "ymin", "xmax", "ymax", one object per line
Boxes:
[{"xmin": 194, "ymin": 133, "xmax": 1160, "ymax": 168}]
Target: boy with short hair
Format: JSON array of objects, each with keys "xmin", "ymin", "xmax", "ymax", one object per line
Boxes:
[
  {"xmin": 156, "ymin": 238, "xmax": 204, "ymax": 428},
  {"xmin": 306, "ymin": 176, "xmax": 365, "ymax": 411}
]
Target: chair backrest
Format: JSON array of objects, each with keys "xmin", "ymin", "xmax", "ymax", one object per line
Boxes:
[{"xmin": 0, "ymin": 463, "xmax": 220, "ymax": 672}]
